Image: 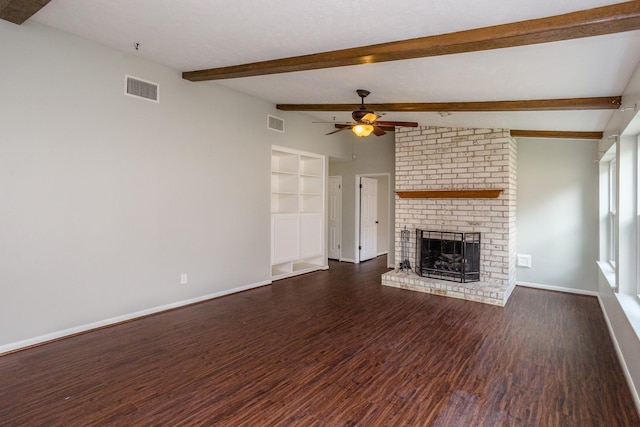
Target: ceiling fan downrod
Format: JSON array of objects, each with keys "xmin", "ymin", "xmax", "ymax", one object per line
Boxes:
[{"xmin": 356, "ymin": 89, "xmax": 370, "ymax": 110}]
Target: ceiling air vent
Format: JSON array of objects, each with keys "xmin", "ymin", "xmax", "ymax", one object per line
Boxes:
[
  {"xmin": 267, "ymin": 115, "xmax": 285, "ymax": 132},
  {"xmin": 125, "ymin": 75, "xmax": 159, "ymax": 103}
]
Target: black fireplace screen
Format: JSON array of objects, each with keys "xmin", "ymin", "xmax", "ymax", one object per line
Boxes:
[{"xmin": 416, "ymin": 230, "xmax": 480, "ymax": 283}]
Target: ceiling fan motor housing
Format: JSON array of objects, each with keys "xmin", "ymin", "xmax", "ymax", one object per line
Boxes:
[{"xmin": 352, "ymin": 109, "xmax": 376, "ymax": 122}]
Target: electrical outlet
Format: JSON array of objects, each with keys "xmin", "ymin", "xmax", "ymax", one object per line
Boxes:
[{"xmin": 180, "ymin": 273, "xmax": 188, "ymax": 284}]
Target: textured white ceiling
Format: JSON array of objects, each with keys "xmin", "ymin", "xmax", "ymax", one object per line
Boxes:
[{"xmin": 31, "ymin": 0, "xmax": 640, "ymax": 132}]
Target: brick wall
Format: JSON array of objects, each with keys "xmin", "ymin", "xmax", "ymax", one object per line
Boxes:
[{"xmin": 394, "ymin": 126, "xmax": 517, "ymax": 290}]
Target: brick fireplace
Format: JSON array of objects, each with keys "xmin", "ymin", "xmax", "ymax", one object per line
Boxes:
[{"xmin": 381, "ymin": 126, "xmax": 517, "ymax": 306}]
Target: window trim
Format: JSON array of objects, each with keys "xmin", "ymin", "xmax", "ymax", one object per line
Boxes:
[{"xmin": 637, "ymin": 134, "xmax": 640, "ymax": 301}]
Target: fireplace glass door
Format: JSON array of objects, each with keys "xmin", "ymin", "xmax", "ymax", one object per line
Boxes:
[{"xmin": 416, "ymin": 230, "xmax": 480, "ymax": 283}]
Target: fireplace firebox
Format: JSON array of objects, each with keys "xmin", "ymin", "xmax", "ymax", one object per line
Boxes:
[{"xmin": 416, "ymin": 230, "xmax": 480, "ymax": 283}]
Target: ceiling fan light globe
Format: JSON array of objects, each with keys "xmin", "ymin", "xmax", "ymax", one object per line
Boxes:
[{"xmin": 352, "ymin": 124, "xmax": 374, "ymax": 137}]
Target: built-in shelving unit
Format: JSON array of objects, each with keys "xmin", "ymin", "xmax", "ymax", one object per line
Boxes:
[{"xmin": 271, "ymin": 146, "xmax": 327, "ymax": 279}]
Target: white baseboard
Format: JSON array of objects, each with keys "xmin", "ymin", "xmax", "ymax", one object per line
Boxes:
[
  {"xmin": 0, "ymin": 279, "xmax": 272, "ymax": 355},
  {"xmin": 339, "ymin": 255, "xmax": 388, "ymax": 265},
  {"xmin": 516, "ymin": 281, "xmax": 598, "ymax": 297}
]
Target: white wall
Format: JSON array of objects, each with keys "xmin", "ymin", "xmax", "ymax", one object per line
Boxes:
[
  {"xmin": 0, "ymin": 20, "xmax": 347, "ymax": 350},
  {"xmin": 516, "ymin": 138, "xmax": 599, "ymax": 292}
]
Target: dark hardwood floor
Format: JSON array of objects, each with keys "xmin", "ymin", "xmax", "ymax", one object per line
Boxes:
[{"xmin": 1, "ymin": 256, "xmax": 638, "ymax": 426}]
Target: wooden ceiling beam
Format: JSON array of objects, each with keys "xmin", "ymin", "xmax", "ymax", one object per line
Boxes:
[
  {"xmin": 334, "ymin": 126, "xmax": 604, "ymax": 139},
  {"xmin": 0, "ymin": 0, "xmax": 51, "ymax": 25},
  {"xmin": 510, "ymin": 130, "xmax": 604, "ymax": 139},
  {"xmin": 279, "ymin": 96, "xmax": 621, "ymax": 112},
  {"xmin": 183, "ymin": 2, "xmax": 640, "ymax": 81}
]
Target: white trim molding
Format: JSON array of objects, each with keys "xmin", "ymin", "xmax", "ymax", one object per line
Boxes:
[
  {"xmin": 516, "ymin": 281, "xmax": 598, "ymax": 297},
  {"xmin": 0, "ymin": 279, "xmax": 272, "ymax": 356}
]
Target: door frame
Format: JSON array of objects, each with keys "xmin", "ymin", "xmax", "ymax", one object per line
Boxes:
[
  {"xmin": 328, "ymin": 175, "xmax": 342, "ymax": 261},
  {"xmin": 354, "ymin": 173, "xmax": 391, "ymax": 264}
]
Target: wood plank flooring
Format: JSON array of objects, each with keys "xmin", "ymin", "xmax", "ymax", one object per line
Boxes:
[{"xmin": 1, "ymin": 256, "xmax": 638, "ymax": 426}]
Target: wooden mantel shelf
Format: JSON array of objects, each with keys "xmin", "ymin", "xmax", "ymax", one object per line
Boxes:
[{"xmin": 396, "ymin": 189, "xmax": 503, "ymax": 199}]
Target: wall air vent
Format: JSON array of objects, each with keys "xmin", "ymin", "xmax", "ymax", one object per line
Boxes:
[
  {"xmin": 267, "ymin": 115, "xmax": 285, "ymax": 132},
  {"xmin": 124, "ymin": 75, "xmax": 159, "ymax": 103}
]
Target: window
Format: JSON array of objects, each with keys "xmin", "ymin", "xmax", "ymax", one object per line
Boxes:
[
  {"xmin": 598, "ymin": 144, "xmax": 617, "ymax": 289},
  {"xmin": 609, "ymin": 157, "xmax": 617, "ymax": 268}
]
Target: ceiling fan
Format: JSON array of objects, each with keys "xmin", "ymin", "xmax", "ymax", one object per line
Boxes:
[{"xmin": 323, "ymin": 89, "xmax": 419, "ymax": 137}]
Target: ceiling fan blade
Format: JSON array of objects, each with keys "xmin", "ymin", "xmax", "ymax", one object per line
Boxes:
[
  {"xmin": 372, "ymin": 126, "xmax": 387, "ymax": 136},
  {"xmin": 376, "ymin": 120, "xmax": 419, "ymax": 127},
  {"xmin": 313, "ymin": 121, "xmax": 352, "ymax": 125},
  {"xmin": 326, "ymin": 126, "xmax": 350, "ymax": 135},
  {"xmin": 361, "ymin": 112, "xmax": 379, "ymax": 123}
]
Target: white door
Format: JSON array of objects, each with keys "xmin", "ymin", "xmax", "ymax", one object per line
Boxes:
[
  {"xmin": 328, "ymin": 176, "xmax": 342, "ymax": 260},
  {"xmin": 360, "ymin": 177, "xmax": 378, "ymax": 262}
]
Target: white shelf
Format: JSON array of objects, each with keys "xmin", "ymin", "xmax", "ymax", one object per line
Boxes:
[
  {"xmin": 272, "ymin": 262, "xmax": 293, "ymax": 277},
  {"xmin": 300, "ymin": 155, "xmax": 323, "ymax": 176},
  {"xmin": 271, "ymin": 193, "xmax": 298, "ymax": 213},
  {"xmin": 272, "ymin": 260, "xmax": 327, "ymax": 280},
  {"xmin": 272, "ymin": 173, "xmax": 298, "ymax": 194},
  {"xmin": 271, "ymin": 150, "xmax": 299, "ymax": 174},
  {"xmin": 300, "ymin": 175, "xmax": 323, "ymax": 196},
  {"xmin": 293, "ymin": 261, "xmax": 321, "ymax": 272},
  {"xmin": 300, "ymin": 194, "xmax": 323, "ymax": 213}
]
